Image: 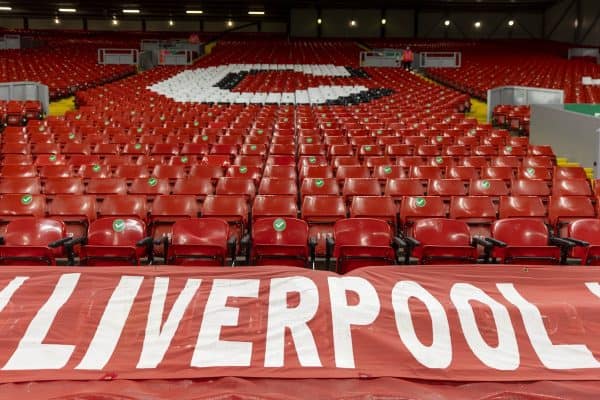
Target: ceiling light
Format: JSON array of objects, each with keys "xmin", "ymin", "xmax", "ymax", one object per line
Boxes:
[
  {"xmin": 350, "ymin": 19, "xmax": 356, "ymax": 27},
  {"xmin": 474, "ymin": 21, "xmax": 481, "ymax": 28},
  {"xmin": 58, "ymin": 8, "xmax": 76, "ymax": 13},
  {"xmin": 0, "ymin": 6, "xmax": 11, "ymax": 11},
  {"xmin": 381, "ymin": 18, "xmax": 386, "ymax": 25},
  {"xmin": 112, "ymin": 15, "xmax": 118, "ymax": 25},
  {"xmin": 444, "ymin": 19, "xmax": 450, "ymax": 26},
  {"xmin": 186, "ymin": 10, "xmax": 203, "ymax": 14},
  {"xmin": 226, "ymin": 20, "xmax": 234, "ymax": 27},
  {"xmin": 168, "ymin": 19, "xmax": 174, "ymax": 26},
  {"xmin": 248, "ymin": 11, "xmax": 265, "ymax": 15},
  {"xmin": 54, "ymin": 17, "xmax": 60, "ymax": 24},
  {"xmin": 122, "ymin": 9, "xmax": 140, "ymax": 14},
  {"xmin": 317, "ymin": 18, "xmax": 322, "ymax": 24},
  {"xmin": 508, "ymin": 19, "xmax": 515, "ymax": 26}
]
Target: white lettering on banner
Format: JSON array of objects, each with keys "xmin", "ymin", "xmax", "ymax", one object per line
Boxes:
[
  {"xmin": 585, "ymin": 282, "xmax": 600, "ymax": 299},
  {"xmin": 76, "ymin": 276, "xmax": 144, "ymax": 370},
  {"xmin": 0, "ymin": 276, "xmax": 28, "ymax": 313},
  {"xmin": 450, "ymin": 283, "xmax": 519, "ymax": 370},
  {"xmin": 137, "ymin": 278, "xmax": 202, "ymax": 369},
  {"xmin": 392, "ymin": 281, "xmax": 452, "ymax": 368},
  {"xmin": 264, "ymin": 277, "xmax": 321, "ymax": 367},
  {"xmin": 3, "ymin": 273, "xmax": 80, "ymax": 370},
  {"xmin": 328, "ymin": 277, "xmax": 381, "ymax": 369},
  {"xmin": 192, "ymin": 279, "xmax": 260, "ymax": 367},
  {"xmin": 498, "ymin": 283, "xmax": 600, "ymax": 369}
]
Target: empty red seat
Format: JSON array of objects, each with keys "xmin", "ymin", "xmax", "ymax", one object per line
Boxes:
[
  {"xmin": 336, "ymin": 165, "xmax": 370, "ymax": 182},
  {"xmin": 481, "ymin": 166, "xmax": 514, "ymax": 182},
  {"xmin": 215, "ymin": 177, "xmax": 256, "ymax": 201},
  {"xmin": 410, "ymin": 165, "xmax": 444, "ymax": 180},
  {"xmin": 486, "ymin": 218, "xmax": 571, "ymax": 265},
  {"xmin": 449, "ymin": 196, "xmax": 497, "ymax": 238},
  {"xmin": 47, "ymin": 194, "xmax": 96, "ymax": 239},
  {"xmin": 128, "ymin": 177, "xmax": 170, "ymax": 198},
  {"xmin": 99, "ymin": 195, "xmax": 147, "ymax": 221},
  {"xmin": 350, "ymin": 195, "xmax": 397, "ymax": 233},
  {"xmin": 252, "ymin": 195, "xmax": 298, "ymax": 223},
  {"xmin": 248, "ymin": 217, "xmax": 315, "ymax": 268},
  {"xmin": 342, "ymin": 178, "xmax": 381, "ymax": 203},
  {"xmin": 548, "ymin": 196, "xmax": 596, "ymax": 237},
  {"xmin": 162, "ymin": 218, "xmax": 235, "ymax": 266},
  {"xmin": 201, "ymin": 195, "xmax": 249, "ymax": 245},
  {"xmin": 189, "ymin": 164, "xmax": 224, "ymax": 181},
  {"xmin": 552, "ymin": 179, "xmax": 592, "ymax": 197},
  {"xmin": 510, "ymin": 179, "xmax": 550, "ymax": 198},
  {"xmin": 86, "ymin": 178, "xmax": 128, "ymax": 197},
  {"xmin": 0, "ymin": 165, "xmax": 37, "ymax": 178},
  {"xmin": 79, "ymin": 164, "xmax": 111, "ymax": 179},
  {"xmin": 300, "ymin": 178, "xmax": 339, "ymax": 200},
  {"xmin": 427, "ymin": 179, "xmax": 467, "ymax": 198},
  {"xmin": 0, "ymin": 218, "xmax": 71, "ymax": 265},
  {"xmin": 399, "ymin": 196, "xmax": 446, "ymax": 234},
  {"xmin": 554, "ymin": 166, "xmax": 587, "ymax": 181},
  {"xmin": 0, "ymin": 177, "xmax": 41, "ymax": 194},
  {"xmin": 447, "ymin": 166, "xmax": 478, "ymax": 180},
  {"xmin": 301, "ymin": 195, "xmax": 347, "ymax": 256},
  {"xmin": 499, "ymin": 196, "xmax": 547, "ymax": 220},
  {"xmin": 405, "ymin": 218, "xmax": 480, "ymax": 264},
  {"xmin": 469, "ymin": 179, "xmax": 509, "ymax": 199},
  {"xmin": 0, "ymin": 194, "xmax": 46, "ymax": 234},
  {"xmin": 44, "ymin": 177, "xmax": 85, "ymax": 196},
  {"xmin": 327, "ymin": 218, "xmax": 399, "ymax": 273},
  {"xmin": 567, "ymin": 219, "xmax": 600, "ymax": 265},
  {"xmin": 77, "ymin": 217, "xmax": 153, "ymax": 266},
  {"xmin": 385, "ymin": 178, "xmax": 425, "ymax": 202},
  {"xmin": 114, "ymin": 165, "xmax": 150, "ymax": 180},
  {"xmin": 152, "ymin": 165, "xmax": 187, "ymax": 180},
  {"xmin": 172, "ymin": 178, "xmax": 214, "ymax": 200}
]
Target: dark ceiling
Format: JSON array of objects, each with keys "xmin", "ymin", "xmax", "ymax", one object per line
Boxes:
[{"xmin": 0, "ymin": 0, "xmax": 561, "ymax": 18}]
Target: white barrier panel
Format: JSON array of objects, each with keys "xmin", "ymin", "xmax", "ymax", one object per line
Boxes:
[
  {"xmin": 486, "ymin": 86, "xmax": 564, "ymax": 123},
  {"xmin": 531, "ymin": 104, "xmax": 600, "ymax": 178},
  {"xmin": 0, "ymin": 34, "xmax": 20, "ymax": 50},
  {"xmin": 568, "ymin": 48, "xmax": 600, "ymax": 63},
  {"xmin": 0, "ymin": 82, "xmax": 49, "ymax": 114},
  {"xmin": 419, "ymin": 52, "xmax": 461, "ymax": 68},
  {"xmin": 97, "ymin": 49, "xmax": 139, "ymax": 65},
  {"xmin": 159, "ymin": 50, "xmax": 194, "ymax": 66},
  {"xmin": 360, "ymin": 51, "xmax": 401, "ymax": 68}
]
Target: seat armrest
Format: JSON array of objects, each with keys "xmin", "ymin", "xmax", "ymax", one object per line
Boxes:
[
  {"xmin": 485, "ymin": 237, "xmax": 507, "ymax": 247},
  {"xmin": 155, "ymin": 235, "xmax": 169, "ymax": 263},
  {"xmin": 325, "ymin": 236, "xmax": 335, "ymax": 271},
  {"xmin": 64, "ymin": 236, "xmax": 87, "ymax": 266},
  {"xmin": 550, "ymin": 236, "xmax": 576, "ymax": 265},
  {"xmin": 240, "ymin": 234, "xmax": 251, "ymax": 265},
  {"xmin": 565, "ymin": 237, "xmax": 590, "ymax": 247},
  {"xmin": 308, "ymin": 237, "xmax": 318, "ymax": 270},
  {"xmin": 228, "ymin": 235, "xmax": 238, "ymax": 266},
  {"xmin": 48, "ymin": 237, "xmax": 72, "ymax": 248},
  {"xmin": 136, "ymin": 236, "xmax": 155, "ymax": 265}
]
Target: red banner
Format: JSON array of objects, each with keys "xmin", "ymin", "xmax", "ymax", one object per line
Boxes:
[{"xmin": 0, "ymin": 266, "xmax": 599, "ymax": 384}]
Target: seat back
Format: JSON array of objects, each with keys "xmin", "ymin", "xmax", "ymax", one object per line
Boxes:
[
  {"xmin": 0, "ymin": 218, "xmax": 67, "ymax": 265},
  {"xmin": 252, "ymin": 217, "xmax": 310, "ymax": 267},
  {"xmin": 168, "ymin": 218, "xmax": 230, "ymax": 266}
]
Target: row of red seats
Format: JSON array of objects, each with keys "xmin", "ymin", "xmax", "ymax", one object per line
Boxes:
[
  {"xmin": 0, "ymin": 100, "xmax": 42, "ymax": 126},
  {"xmin": 492, "ymin": 104, "xmax": 530, "ymax": 135},
  {"xmin": 3, "ymin": 215, "xmax": 600, "ymax": 272}
]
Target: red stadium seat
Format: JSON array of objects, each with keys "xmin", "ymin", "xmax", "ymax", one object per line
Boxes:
[
  {"xmin": 44, "ymin": 177, "xmax": 85, "ymax": 196},
  {"xmin": 99, "ymin": 195, "xmax": 147, "ymax": 221},
  {"xmin": 548, "ymin": 196, "xmax": 596, "ymax": 237},
  {"xmin": 399, "ymin": 196, "xmax": 446, "ymax": 234},
  {"xmin": 163, "ymin": 218, "xmax": 235, "ymax": 266},
  {"xmin": 0, "ymin": 218, "xmax": 70, "ymax": 266},
  {"xmin": 201, "ymin": 195, "xmax": 249, "ymax": 245},
  {"xmin": 77, "ymin": 217, "xmax": 153, "ymax": 266},
  {"xmin": 128, "ymin": 177, "xmax": 171, "ymax": 198},
  {"xmin": 247, "ymin": 217, "xmax": 315, "ymax": 268},
  {"xmin": 327, "ymin": 218, "xmax": 399, "ymax": 273},
  {"xmin": 252, "ymin": 195, "xmax": 298, "ymax": 223},
  {"xmin": 405, "ymin": 218, "xmax": 480, "ymax": 265},
  {"xmin": 0, "ymin": 177, "xmax": 41, "ymax": 194},
  {"xmin": 342, "ymin": 178, "xmax": 381, "ymax": 203},
  {"xmin": 449, "ymin": 196, "xmax": 497, "ymax": 238},
  {"xmin": 301, "ymin": 195, "xmax": 347, "ymax": 256},
  {"xmin": 499, "ymin": 196, "xmax": 547, "ymax": 221},
  {"xmin": 567, "ymin": 219, "xmax": 600, "ymax": 265},
  {"xmin": 0, "ymin": 194, "xmax": 46, "ymax": 234},
  {"xmin": 47, "ymin": 194, "xmax": 96, "ymax": 239},
  {"xmin": 350, "ymin": 196, "xmax": 398, "ymax": 233},
  {"xmin": 215, "ymin": 177, "xmax": 256, "ymax": 201}
]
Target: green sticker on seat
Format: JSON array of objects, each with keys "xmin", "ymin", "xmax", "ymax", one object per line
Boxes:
[
  {"xmin": 308, "ymin": 156, "xmax": 317, "ymax": 164},
  {"xmin": 273, "ymin": 218, "xmax": 287, "ymax": 232},
  {"xmin": 436, "ymin": 136, "xmax": 443, "ymax": 143},
  {"xmin": 326, "ymin": 122, "xmax": 332, "ymax": 127},
  {"xmin": 104, "ymin": 120, "xmax": 110, "ymax": 126},
  {"xmin": 92, "ymin": 164, "xmax": 101, "ymax": 172},
  {"xmin": 49, "ymin": 154, "xmax": 57, "ymax": 162},
  {"xmin": 137, "ymin": 127, "xmax": 143, "ymax": 133},
  {"xmin": 193, "ymin": 121, "xmax": 199, "ymax": 127},
  {"xmin": 364, "ymin": 118, "xmax": 369, "ymax": 122},
  {"xmin": 315, "ymin": 179, "xmax": 324, "ymax": 188},
  {"xmin": 159, "ymin": 115, "xmax": 165, "ymax": 121},
  {"xmin": 180, "ymin": 156, "xmax": 188, "ymax": 163},
  {"xmin": 250, "ymin": 145, "xmax": 257, "ymax": 151},
  {"xmin": 257, "ymin": 129, "xmax": 264, "ymax": 135},
  {"xmin": 376, "ymin": 129, "xmax": 383, "ymax": 135},
  {"xmin": 38, "ymin": 126, "xmax": 45, "ymax": 132},
  {"xmin": 75, "ymin": 114, "xmax": 81, "ymax": 120},
  {"xmin": 148, "ymin": 177, "xmax": 158, "ymax": 186},
  {"xmin": 415, "ymin": 197, "xmax": 426, "ymax": 208},
  {"xmin": 135, "ymin": 143, "xmax": 142, "ymax": 150},
  {"xmin": 69, "ymin": 132, "xmax": 76, "ymax": 140},
  {"xmin": 201, "ymin": 135, "xmax": 209, "ymax": 142},
  {"xmin": 481, "ymin": 180, "xmax": 491, "ymax": 189},
  {"xmin": 435, "ymin": 156, "xmax": 443, "ymax": 164},
  {"xmin": 364, "ymin": 145, "xmax": 372, "ymax": 152},
  {"xmin": 112, "ymin": 219, "xmax": 125, "ymax": 233},
  {"xmin": 21, "ymin": 194, "xmax": 32, "ymax": 205},
  {"xmin": 306, "ymin": 138, "xmax": 313, "ymax": 144},
  {"xmin": 526, "ymin": 167, "xmax": 535, "ymax": 176},
  {"xmin": 239, "ymin": 166, "xmax": 248, "ymax": 174},
  {"xmin": 505, "ymin": 146, "xmax": 512, "ymax": 153},
  {"xmin": 383, "ymin": 166, "xmax": 393, "ymax": 174}
]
